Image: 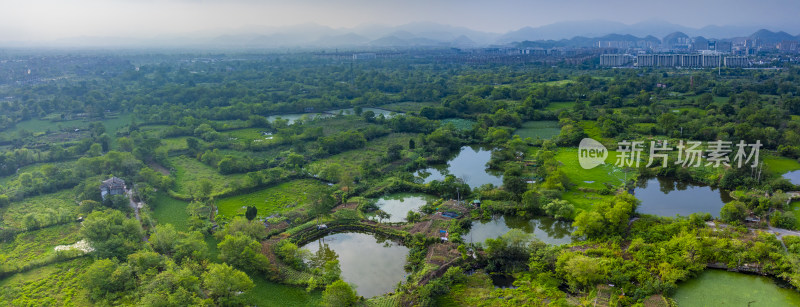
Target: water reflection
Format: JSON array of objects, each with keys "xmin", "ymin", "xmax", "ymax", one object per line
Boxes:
[
  {"xmin": 374, "ymin": 193, "xmax": 436, "ymax": 223},
  {"xmin": 301, "ymin": 232, "xmax": 409, "ymax": 298},
  {"xmin": 634, "ymin": 177, "xmax": 732, "ymax": 218},
  {"xmin": 463, "ymin": 215, "xmax": 574, "ymax": 245},
  {"xmin": 416, "ymin": 146, "xmax": 503, "ymax": 189},
  {"xmin": 783, "ymin": 170, "xmax": 800, "ymax": 185}
]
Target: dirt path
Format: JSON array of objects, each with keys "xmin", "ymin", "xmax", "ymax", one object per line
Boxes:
[{"xmin": 126, "ymin": 189, "xmax": 141, "ymax": 222}]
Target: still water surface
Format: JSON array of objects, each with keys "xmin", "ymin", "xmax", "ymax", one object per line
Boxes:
[
  {"xmin": 634, "ymin": 177, "xmax": 732, "ymax": 218},
  {"xmin": 417, "ymin": 146, "xmax": 503, "ymax": 189},
  {"xmin": 301, "ymin": 232, "xmax": 409, "ymax": 298},
  {"xmin": 463, "ymin": 215, "xmax": 574, "ymax": 245},
  {"xmin": 375, "ymin": 193, "xmax": 437, "ymax": 223},
  {"xmin": 672, "ymin": 270, "xmax": 800, "ymax": 306}
]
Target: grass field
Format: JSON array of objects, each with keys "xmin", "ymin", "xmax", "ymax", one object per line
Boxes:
[
  {"xmin": 764, "ymin": 155, "xmax": 800, "ymax": 175},
  {"xmin": 1, "ymin": 189, "xmax": 77, "ymax": 229},
  {"xmin": 158, "ymin": 137, "xmax": 209, "ymax": 153},
  {"xmin": 788, "ymin": 201, "xmax": 800, "ymax": 229},
  {"xmin": 578, "ymin": 120, "xmax": 611, "ymax": 144},
  {"xmin": 0, "ymin": 114, "xmax": 132, "ymax": 147},
  {"xmin": 225, "ymin": 128, "xmax": 273, "ymax": 143},
  {"xmin": 545, "ymin": 101, "xmax": 580, "ymax": 111},
  {"xmin": 669, "ymin": 107, "xmax": 707, "ymax": 115},
  {"xmin": 150, "ymin": 192, "xmax": 191, "ymax": 232},
  {"xmin": 441, "ymin": 118, "xmax": 476, "ymax": 131},
  {"xmin": 170, "ymin": 156, "xmax": 246, "ymax": 196},
  {"xmin": 139, "ymin": 124, "xmax": 170, "ymax": 134},
  {"xmin": 554, "ymin": 148, "xmax": 628, "ymax": 189},
  {"xmin": 433, "ymin": 270, "xmax": 494, "ymax": 306},
  {"xmin": 514, "ymin": 121, "xmax": 560, "ymax": 140},
  {"xmin": 562, "ymin": 190, "xmax": 616, "ymax": 212},
  {"xmin": 0, "ymin": 161, "xmax": 75, "ymax": 194},
  {"xmin": 244, "ymin": 275, "xmax": 322, "ymax": 307},
  {"xmin": 554, "ymin": 147, "xmax": 628, "ymax": 211},
  {"xmin": 0, "ymin": 223, "xmax": 81, "ymax": 269},
  {"xmin": 216, "ymin": 179, "xmax": 331, "ymax": 220},
  {"xmin": 379, "ymin": 101, "xmax": 440, "ymax": 113},
  {"xmin": 305, "ymin": 116, "xmax": 383, "ymax": 136},
  {"xmin": 538, "ymin": 79, "xmax": 576, "ymax": 86},
  {"xmin": 0, "ymin": 257, "xmax": 93, "ymax": 306},
  {"xmin": 307, "ymin": 133, "xmax": 416, "ymax": 180}
]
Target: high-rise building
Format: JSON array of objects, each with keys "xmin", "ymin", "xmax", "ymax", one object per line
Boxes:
[
  {"xmin": 702, "ymin": 54, "xmax": 721, "ymax": 67},
  {"xmin": 724, "ymin": 56, "xmax": 750, "ymax": 67},
  {"xmin": 680, "ymin": 54, "xmax": 702, "ymax": 67},
  {"xmin": 636, "ymin": 54, "xmax": 655, "ymax": 67},
  {"xmin": 600, "ymin": 54, "xmax": 632, "ymax": 66},
  {"xmin": 708, "ymin": 41, "xmax": 716, "ymax": 51}
]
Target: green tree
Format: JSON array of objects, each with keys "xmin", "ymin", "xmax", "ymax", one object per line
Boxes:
[
  {"xmin": 150, "ymin": 224, "xmax": 179, "ymax": 256},
  {"xmin": 88, "ymin": 143, "xmax": 103, "ymax": 157},
  {"xmin": 543, "ymin": 200, "xmax": 575, "ymax": 220},
  {"xmin": 322, "ymin": 279, "xmax": 358, "ymax": 307},
  {"xmin": 375, "ymin": 210, "xmax": 390, "ymax": 223},
  {"xmin": 245, "ymin": 206, "xmax": 258, "ymax": 221},
  {"xmin": 118, "ymin": 137, "xmax": 133, "ymax": 152},
  {"xmin": 218, "ymin": 234, "xmax": 271, "ymax": 273},
  {"xmin": 0, "ymin": 194, "xmax": 10, "ymax": 207},
  {"xmin": 202, "ymin": 263, "xmax": 254, "ymax": 305},
  {"xmin": 81, "ymin": 209, "xmax": 143, "ymax": 259},
  {"xmin": 406, "ymin": 210, "xmax": 421, "ymax": 223},
  {"xmin": 720, "ymin": 201, "xmax": 747, "ymax": 223},
  {"xmin": 82, "ymin": 259, "xmax": 135, "ymax": 301},
  {"xmin": 557, "ymin": 253, "xmax": 608, "ymax": 291},
  {"xmin": 217, "ymin": 217, "xmax": 265, "ymax": 240},
  {"xmin": 658, "ymin": 112, "xmax": 678, "ymax": 135},
  {"xmin": 186, "ymin": 137, "xmax": 201, "ymax": 155}
]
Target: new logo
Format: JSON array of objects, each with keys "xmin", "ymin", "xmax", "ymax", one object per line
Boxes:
[{"xmin": 578, "ymin": 138, "xmax": 607, "ymax": 169}]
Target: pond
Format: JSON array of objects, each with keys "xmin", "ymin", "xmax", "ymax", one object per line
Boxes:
[
  {"xmin": 513, "ymin": 121, "xmax": 561, "ymax": 140},
  {"xmin": 634, "ymin": 177, "xmax": 732, "ymax": 218},
  {"xmin": 489, "ymin": 274, "xmax": 517, "ymax": 289},
  {"xmin": 325, "ymin": 107, "xmax": 402, "ymax": 119},
  {"xmin": 672, "ymin": 270, "xmax": 800, "ymax": 306},
  {"xmin": 463, "ymin": 215, "xmax": 574, "ymax": 245},
  {"xmin": 301, "ymin": 232, "xmax": 409, "ymax": 298},
  {"xmin": 416, "ymin": 146, "xmax": 503, "ymax": 189},
  {"xmin": 374, "ymin": 193, "xmax": 437, "ymax": 223},
  {"xmin": 784, "ymin": 170, "xmax": 800, "ymax": 185}
]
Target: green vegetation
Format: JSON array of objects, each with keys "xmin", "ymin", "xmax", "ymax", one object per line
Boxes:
[
  {"xmin": 169, "ymin": 155, "xmax": 247, "ymax": 197},
  {"xmin": 2, "ymin": 189, "xmax": 77, "ymax": 229},
  {"xmin": 244, "ymin": 275, "xmax": 322, "ymax": 307},
  {"xmin": 0, "ymin": 257, "xmax": 93, "ymax": 306},
  {"xmin": 3, "ymin": 50, "xmax": 800, "ymax": 306},
  {"xmin": 513, "ymin": 120, "xmax": 561, "ymax": 140},
  {"xmin": 764, "ymin": 154, "xmax": 800, "ymax": 175},
  {"xmin": 308, "ymin": 133, "xmax": 416, "ymax": 180},
  {"xmin": 150, "ymin": 192, "xmax": 190, "ymax": 231},
  {"xmin": 216, "ymin": 179, "xmax": 331, "ymax": 220}
]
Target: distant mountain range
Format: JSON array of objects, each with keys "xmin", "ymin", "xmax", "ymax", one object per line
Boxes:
[{"xmin": 7, "ymin": 20, "xmax": 800, "ymax": 49}]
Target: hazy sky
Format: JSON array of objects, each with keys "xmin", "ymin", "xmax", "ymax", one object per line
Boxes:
[{"xmin": 2, "ymin": 0, "xmax": 799, "ymax": 41}]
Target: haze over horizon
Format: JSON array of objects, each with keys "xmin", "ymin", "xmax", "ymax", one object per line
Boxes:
[{"xmin": 3, "ymin": 0, "xmax": 799, "ymax": 43}]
